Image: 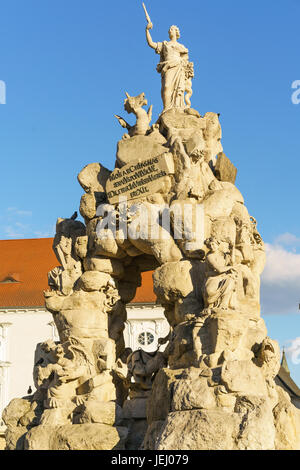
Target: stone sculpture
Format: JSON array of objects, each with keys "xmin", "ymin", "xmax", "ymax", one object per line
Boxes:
[
  {"xmin": 3, "ymin": 6, "xmax": 300, "ymax": 451},
  {"xmin": 120, "ymin": 348, "xmax": 167, "ymax": 449},
  {"xmin": 115, "ymin": 92, "xmax": 153, "ymax": 139},
  {"xmin": 203, "ymin": 237, "xmax": 238, "ymax": 311},
  {"xmin": 144, "ymin": 3, "xmax": 194, "ymax": 112}
]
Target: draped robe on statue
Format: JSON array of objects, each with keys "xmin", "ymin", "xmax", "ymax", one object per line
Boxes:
[{"xmin": 156, "ymin": 40, "xmax": 189, "ymax": 109}]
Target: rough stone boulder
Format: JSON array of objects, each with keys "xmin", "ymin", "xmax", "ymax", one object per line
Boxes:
[{"xmin": 24, "ymin": 423, "xmax": 128, "ymax": 450}]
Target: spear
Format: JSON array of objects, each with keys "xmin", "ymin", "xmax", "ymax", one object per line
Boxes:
[{"xmin": 142, "ymin": 2, "xmax": 152, "ymax": 26}]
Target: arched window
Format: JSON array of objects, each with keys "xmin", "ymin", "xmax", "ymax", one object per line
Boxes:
[{"xmin": 137, "ymin": 331, "xmax": 155, "ymax": 347}]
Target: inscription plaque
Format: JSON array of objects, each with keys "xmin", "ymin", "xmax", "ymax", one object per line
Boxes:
[{"xmin": 106, "ymin": 152, "xmax": 174, "ymax": 204}]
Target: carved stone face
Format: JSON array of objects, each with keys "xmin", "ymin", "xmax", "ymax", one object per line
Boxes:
[
  {"xmin": 205, "ymin": 238, "xmax": 218, "ymax": 252},
  {"xmin": 133, "ymin": 92, "xmax": 148, "ymax": 109},
  {"xmin": 210, "ymin": 241, "xmax": 219, "ymax": 252},
  {"xmin": 138, "ymin": 92, "xmax": 147, "ymax": 107},
  {"xmin": 60, "ymin": 236, "xmax": 72, "ymax": 256},
  {"xmin": 124, "ymin": 92, "xmax": 148, "ymax": 114},
  {"xmin": 168, "ymin": 25, "xmax": 180, "ymax": 40}
]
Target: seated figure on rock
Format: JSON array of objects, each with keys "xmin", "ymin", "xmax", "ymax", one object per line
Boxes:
[{"xmin": 203, "ymin": 237, "xmax": 238, "ymax": 311}]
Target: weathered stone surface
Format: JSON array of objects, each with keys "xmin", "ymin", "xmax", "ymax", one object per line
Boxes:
[
  {"xmin": 83, "ymin": 256, "xmax": 124, "ymax": 278},
  {"xmin": 147, "ymin": 369, "xmax": 179, "ymax": 425},
  {"xmin": 169, "ymin": 198, "xmax": 207, "ymax": 255},
  {"xmin": 273, "ymin": 386, "xmax": 300, "ymax": 450},
  {"xmin": 25, "ymin": 423, "xmax": 128, "ymax": 450},
  {"xmin": 127, "ymin": 201, "xmax": 183, "ymax": 264},
  {"xmin": 90, "ymin": 230, "xmax": 127, "ymax": 259},
  {"xmin": 54, "ymin": 424, "xmax": 128, "ymax": 450},
  {"xmin": 0, "ymin": 436, "xmax": 6, "ymax": 450},
  {"xmin": 61, "ymin": 289, "xmax": 110, "ymax": 310},
  {"xmin": 215, "ymin": 152, "xmax": 237, "ymax": 184},
  {"xmin": 159, "ymin": 108, "xmax": 204, "ymax": 141},
  {"xmin": 79, "ymin": 192, "xmax": 97, "ymax": 220},
  {"xmin": 242, "ymin": 318, "xmax": 268, "ymax": 350},
  {"xmin": 142, "ymin": 420, "xmax": 165, "ymax": 450},
  {"xmin": 2, "ymin": 397, "xmax": 43, "ymax": 450},
  {"xmin": 207, "ymin": 313, "xmax": 252, "ymax": 354},
  {"xmin": 116, "ymin": 132, "xmax": 167, "ymax": 168},
  {"xmin": 207, "ymin": 314, "xmax": 267, "ymax": 357},
  {"xmin": 159, "ymin": 110, "xmax": 223, "ymax": 167},
  {"xmin": 78, "ymin": 163, "xmax": 111, "ymax": 195},
  {"xmin": 2, "ymin": 398, "xmax": 31, "ymax": 428},
  {"xmin": 203, "ymin": 186, "xmax": 241, "ymax": 220},
  {"xmin": 24, "ymin": 425, "xmax": 57, "ymax": 450},
  {"xmin": 221, "ymin": 360, "xmax": 267, "ymax": 396},
  {"xmin": 153, "ymin": 261, "xmax": 195, "ymax": 302},
  {"xmin": 155, "ymin": 410, "xmax": 240, "ymax": 450},
  {"xmin": 234, "ymin": 395, "xmax": 276, "ymax": 450},
  {"xmin": 77, "ymin": 271, "xmax": 112, "ymax": 292},
  {"xmin": 171, "ymin": 376, "xmax": 216, "ymax": 411},
  {"xmin": 5, "ymin": 426, "xmax": 28, "ymax": 450},
  {"xmin": 76, "ymin": 400, "xmax": 124, "ymax": 426}
]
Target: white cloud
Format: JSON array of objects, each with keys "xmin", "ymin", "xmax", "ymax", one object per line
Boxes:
[
  {"xmin": 274, "ymin": 232, "xmax": 300, "ymax": 247},
  {"xmin": 15, "ymin": 210, "xmax": 32, "ymax": 217},
  {"xmin": 261, "ymin": 240, "xmax": 300, "ymax": 315},
  {"xmin": 15, "ymin": 222, "xmax": 29, "ymax": 229},
  {"xmin": 33, "ymin": 230, "xmax": 54, "ymax": 238},
  {"xmin": 285, "ymin": 338, "xmax": 300, "ymax": 365},
  {"xmin": 1, "ymin": 212, "xmax": 54, "ymax": 239},
  {"xmin": 262, "ymin": 243, "xmax": 300, "ymax": 283},
  {"xmin": 6, "ymin": 207, "xmax": 32, "ymax": 217},
  {"xmin": 4, "ymin": 226, "xmax": 25, "ymax": 238}
]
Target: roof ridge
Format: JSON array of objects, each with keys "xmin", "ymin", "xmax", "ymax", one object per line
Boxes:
[{"xmin": 0, "ymin": 237, "xmax": 54, "ymax": 242}]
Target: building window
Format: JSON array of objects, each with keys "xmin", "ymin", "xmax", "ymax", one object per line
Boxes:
[{"xmin": 138, "ymin": 331, "xmax": 155, "ymax": 347}]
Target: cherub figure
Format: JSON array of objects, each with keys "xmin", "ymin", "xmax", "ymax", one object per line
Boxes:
[{"xmin": 115, "ymin": 92, "xmax": 153, "ymax": 138}]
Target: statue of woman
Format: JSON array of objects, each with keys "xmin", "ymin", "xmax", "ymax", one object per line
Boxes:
[
  {"xmin": 203, "ymin": 237, "xmax": 238, "ymax": 311},
  {"xmin": 145, "ymin": 21, "xmax": 193, "ymax": 111}
]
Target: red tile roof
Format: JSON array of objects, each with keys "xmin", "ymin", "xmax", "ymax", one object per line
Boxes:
[
  {"xmin": 0, "ymin": 238, "xmax": 57, "ymax": 308},
  {"xmin": 133, "ymin": 271, "xmax": 156, "ymax": 304},
  {"xmin": 0, "ymin": 238, "xmax": 155, "ymax": 308}
]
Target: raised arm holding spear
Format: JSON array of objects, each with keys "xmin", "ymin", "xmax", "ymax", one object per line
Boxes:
[{"xmin": 142, "ymin": 3, "xmax": 157, "ymax": 49}]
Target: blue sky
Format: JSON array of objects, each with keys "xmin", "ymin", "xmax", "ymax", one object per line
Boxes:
[{"xmin": 1, "ymin": 0, "xmax": 300, "ymax": 381}]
